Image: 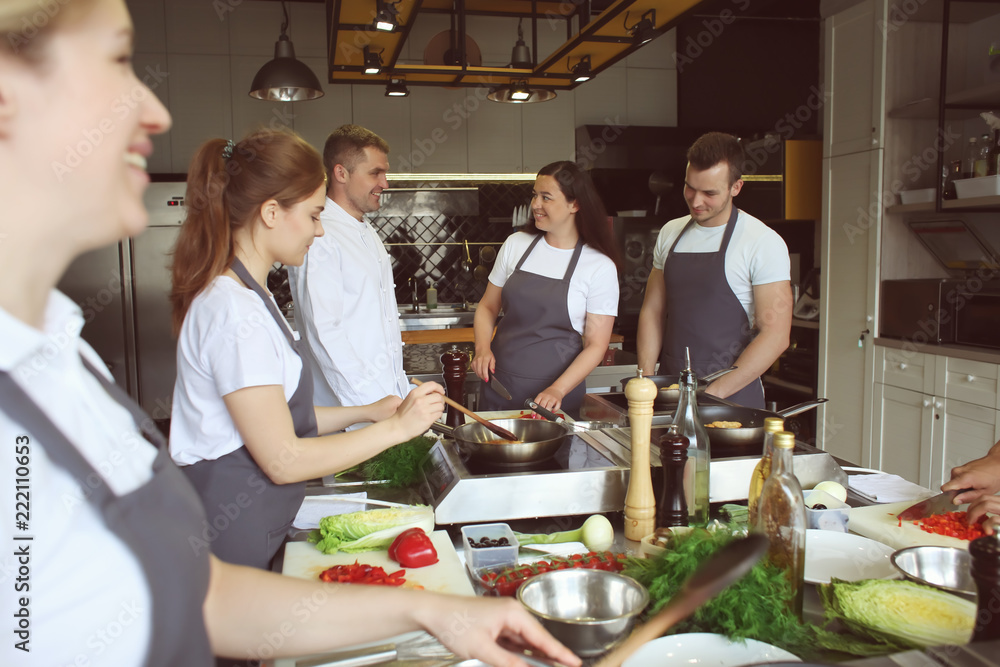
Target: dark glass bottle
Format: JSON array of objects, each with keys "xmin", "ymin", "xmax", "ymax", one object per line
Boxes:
[
  {"xmin": 970, "ymin": 534, "xmax": 1000, "ymax": 641},
  {"xmin": 657, "ymin": 424, "xmax": 689, "ymax": 528}
]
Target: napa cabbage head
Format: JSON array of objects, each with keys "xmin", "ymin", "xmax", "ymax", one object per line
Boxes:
[
  {"xmin": 820, "ymin": 578, "xmax": 975, "ymax": 648},
  {"xmin": 307, "ymin": 505, "xmax": 435, "ymax": 554}
]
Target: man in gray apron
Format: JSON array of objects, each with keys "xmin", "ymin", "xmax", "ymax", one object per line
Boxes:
[
  {"xmin": 637, "ymin": 132, "xmax": 793, "ymax": 409},
  {"xmin": 478, "ymin": 237, "xmax": 587, "ymax": 418},
  {"xmin": 181, "ymin": 258, "xmax": 318, "ymax": 572}
]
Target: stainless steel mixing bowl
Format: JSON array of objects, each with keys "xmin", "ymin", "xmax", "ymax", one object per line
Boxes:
[
  {"xmin": 890, "ymin": 545, "xmax": 975, "ymax": 596},
  {"xmin": 516, "ymin": 569, "xmax": 649, "ymax": 657}
]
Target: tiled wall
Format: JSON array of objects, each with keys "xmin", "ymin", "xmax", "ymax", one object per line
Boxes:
[{"xmin": 374, "ymin": 182, "xmax": 534, "ymax": 305}]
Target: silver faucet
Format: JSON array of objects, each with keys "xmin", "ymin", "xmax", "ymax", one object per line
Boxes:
[{"xmin": 409, "ymin": 277, "xmax": 420, "ymax": 313}]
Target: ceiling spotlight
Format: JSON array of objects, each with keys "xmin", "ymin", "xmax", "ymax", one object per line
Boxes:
[
  {"xmin": 249, "ymin": 0, "xmax": 324, "ymax": 101},
  {"xmin": 385, "ymin": 78, "xmax": 409, "ymax": 97},
  {"xmin": 509, "ymin": 18, "xmax": 532, "ymax": 69},
  {"xmin": 570, "ymin": 55, "xmax": 592, "ymax": 83},
  {"xmin": 626, "ymin": 9, "xmax": 658, "ymax": 46},
  {"xmin": 363, "ymin": 46, "xmax": 383, "ymax": 75},
  {"xmin": 373, "ymin": 0, "xmax": 400, "ymax": 32},
  {"xmin": 487, "ymin": 81, "xmax": 556, "ymax": 104}
]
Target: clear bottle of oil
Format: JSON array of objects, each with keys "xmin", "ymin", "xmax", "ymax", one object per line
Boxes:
[
  {"xmin": 672, "ymin": 351, "xmax": 710, "ymax": 525},
  {"xmin": 747, "ymin": 417, "xmax": 785, "ymax": 526}
]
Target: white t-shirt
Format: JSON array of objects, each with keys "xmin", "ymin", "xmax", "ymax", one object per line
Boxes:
[
  {"xmin": 651, "ymin": 209, "xmax": 790, "ymax": 325},
  {"xmin": 0, "ymin": 290, "xmax": 153, "ymax": 666},
  {"xmin": 489, "ymin": 232, "xmax": 620, "ymax": 334},
  {"xmin": 170, "ymin": 275, "xmax": 303, "ymax": 466}
]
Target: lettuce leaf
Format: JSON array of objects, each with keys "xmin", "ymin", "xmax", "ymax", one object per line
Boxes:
[{"xmin": 307, "ymin": 505, "xmax": 435, "ymax": 554}]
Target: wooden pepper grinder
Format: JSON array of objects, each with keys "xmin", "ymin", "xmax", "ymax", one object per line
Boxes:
[
  {"xmin": 441, "ymin": 345, "xmax": 469, "ymax": 428},
  {"xmin": 624, "ymin": 369, "xmax": 657, "ymax": 541}
]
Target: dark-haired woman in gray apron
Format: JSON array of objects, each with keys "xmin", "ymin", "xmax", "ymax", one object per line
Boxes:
[
  {"xmin": 180, "ymin": 258, "xmax": 318, "ymax": 572},
  {"xmin": 473, "ymin": 162, "xmax": 620, "ymax": 420},
  {"xmin": 659, "ymin": 206, "xmax": 765, "ymax": 408}
]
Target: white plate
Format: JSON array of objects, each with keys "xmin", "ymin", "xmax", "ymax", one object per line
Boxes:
[
  {"xmin": 805, "ymin": 529, "xmax": 898, "ymax": 585},
  {"xmin": 622, "ymin": 633, "xmax": 800, "ymax": 667}
]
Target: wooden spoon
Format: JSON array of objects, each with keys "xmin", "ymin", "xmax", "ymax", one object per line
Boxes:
[
  {"xmin": 411, "ymin": 379, "xmax": 520, "ymax": 442},
  {"xmin": 593, "ymin": 534, "xmax": 769, "ymax": 667}
]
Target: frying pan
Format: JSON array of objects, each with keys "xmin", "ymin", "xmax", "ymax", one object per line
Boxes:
[
  {"xmin": 690, "ymin": 399, "xmax": 827, "ymax": 453},
  {"xmin": 619, "ymin": 367, "xmax": 736, "ymax": 405},
  {"xmin": 429, "ymin": 418, "xmax": 569, "ymax": 466}
]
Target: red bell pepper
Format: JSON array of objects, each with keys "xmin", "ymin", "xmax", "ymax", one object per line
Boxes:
[{"xmin": 388, "ymin": 527, "xmax": 439, "ymax": 568}]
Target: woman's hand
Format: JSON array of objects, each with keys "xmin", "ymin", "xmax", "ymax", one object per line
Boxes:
[
  {"xmin": 367, "ymin": 395, "xmax": 403, "ymax": 423},
  {"xmin": 418, "ymin": 595, "xmax": 581, "ymax": 667},
  {"xmin": 966, "ymin": 494, "xmax": 1000, "ymax": 535},
  {"xmin": 393, "ymin": 381, "xmax": 445, "ymax": 440},
  {"xmin": 942, "ymin": 447, "xmax": 1000, "ymax": 505},
  {"xmin": 471, "ymin": 350, "xmax": 496, "ymax": 383},
  {"xmin": 533, "ymin": 386, "xmax": 565, "ymax": 413}
]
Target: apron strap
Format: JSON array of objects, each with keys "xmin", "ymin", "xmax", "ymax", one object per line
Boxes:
[
  {"xmin": 231, "ymin": 257, "xmax": 296, "ymax": 348},
  {"xmin": 513, "ymin": 234, "xmax": 544, "ymax": 272},
  {"xmin": 562, "ymin": 240, "xmax": 584, "ymax": 281}
]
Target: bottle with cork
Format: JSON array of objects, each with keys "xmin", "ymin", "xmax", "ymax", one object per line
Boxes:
[
  {"xmin": 747, "ymin": 417, "xmax": 785, "ymax": 526},
  {"xmin": 756, "ymin": 431, "xmax": 806, "ymax": 618},
  {"xmin": 672, "ymin": 349, "xmax": 710, "ymax": 525}
]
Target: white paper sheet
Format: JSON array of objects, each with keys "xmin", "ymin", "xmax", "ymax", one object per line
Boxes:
[
  {"xmin": 292, "ymin": 492, "xmax": 369, "ymax": 529},
  {"xmin": 848, "ymin": 473, "xmax": 936, "ymax": 504}
]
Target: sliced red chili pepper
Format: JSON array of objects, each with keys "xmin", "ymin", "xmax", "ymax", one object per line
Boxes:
[
  {"xmin": 318, "ymin": 561, "xmax": 407, "ymax": 586},
  {"xmin": 911, "ymin": 511, "xmax": 986, "ymax": 541}
]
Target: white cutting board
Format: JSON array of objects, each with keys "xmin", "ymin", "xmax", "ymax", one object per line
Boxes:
[
  {"xmin": 848, "ymin": 501, "xmax": 971, "ymax": 551},
  {"xmin": 281, "ymin": 530, "xmax": 475, "ymax": 595}
]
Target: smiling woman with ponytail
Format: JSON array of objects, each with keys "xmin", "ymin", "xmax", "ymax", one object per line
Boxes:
[{"xmin": 167, "ymin": 127, "xmax": 446, "ymax": 574}]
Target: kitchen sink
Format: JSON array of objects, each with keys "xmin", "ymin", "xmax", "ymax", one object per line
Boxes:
[{"xmin": 398, "ymin": 303, "xmax": 475, "ymax": 330}]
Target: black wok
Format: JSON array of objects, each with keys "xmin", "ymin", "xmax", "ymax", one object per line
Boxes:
[
  {"xmin": 689, "ymin": 399, "xmax": 827, "ymax": 454},
  {"xmin": 620, "ymin": 367, "xmax": 736, "ymax": 405},
  {"xmin": 429, "ymin": 418, "xmax": 570, "ymax": 466}
]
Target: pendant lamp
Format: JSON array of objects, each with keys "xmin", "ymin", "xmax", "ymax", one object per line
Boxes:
[{"xmin": 249, "ymin": 1, "xmax": 324, "ymax": 101}]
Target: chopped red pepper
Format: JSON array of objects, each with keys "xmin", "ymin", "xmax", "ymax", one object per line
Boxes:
[
  {"xmin": 388, "ymin": 527, "xmax": 439, "ymax": 568},
  {"xmin": 319, "ymin": 561, "xmax": 406, "ymax": 586},
  {"xmin": 479, "ymin": 551, "xmax": 627, "ymax": 596},
  {"xmin": 911, "ymin": 510, "xmax": 986, "ymax": 541}
]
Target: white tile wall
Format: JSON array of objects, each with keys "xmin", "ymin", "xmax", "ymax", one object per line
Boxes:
[{"xmin": 127, "ymin": 0, "xmax": 678, "ymax": 173}]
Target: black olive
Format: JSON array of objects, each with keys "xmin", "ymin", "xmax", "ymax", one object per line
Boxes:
[{"xmin": 812, "ymin": 503, "xmax": 827, "ymax": 510}]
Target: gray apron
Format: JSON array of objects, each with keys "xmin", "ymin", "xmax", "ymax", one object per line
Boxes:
[
  {"xmin": 659, "ymin": 207, "xmax": 765, "ymax": 408},
  {"xmin": 0, "ymin": 359, "xmax": 213, "ymax": 667},
  {"xmin": 479, "ymin": 235, "xmax": 586, "ymax": 418},
  {"xmin": 181, "ymin": 259, "xmax": 319, "ymax": 571}
]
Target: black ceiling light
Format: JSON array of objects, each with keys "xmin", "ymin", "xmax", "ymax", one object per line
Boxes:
[
  {"xmin": 509, "ymin": 18, "xmax": 532, "ymax": 69},
  {"xmin": 249, "ymin": 1, "xmax": 324, "ymax": 101},
  {"xmin": 373, "ymin": 0, "xmax": 400, "ymax": 32},
  {"xmin": 385, "ymin": 78, "xmax": 409, "ymax": 97},
  {"xmin": 487, "ymin": 80, "xmax": 556, "ymax": 104},
  {"xmin": 363, "ymin": 46, "xmax": 383, "ymax": 75},
  {"xmin": 570, "ymin": 55, "xmax": 592, "ymax": 83},
  {"xmin": 626, "ymin": 9, "xmax": 658, "ymax": 46}
]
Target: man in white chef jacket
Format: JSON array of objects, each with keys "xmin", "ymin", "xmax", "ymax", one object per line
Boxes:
[{"xmin": 288, "ymin": 125, "xmax": 411, "ymax": 418}]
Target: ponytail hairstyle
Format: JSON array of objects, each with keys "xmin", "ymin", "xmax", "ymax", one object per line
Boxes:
[
  {"xmin": 525, "ymin": 161, "xmax": 621, "ymax": 270},
  {"xmin": 170, "ymin": 129, "xmax": 324, "ymax": 335}
]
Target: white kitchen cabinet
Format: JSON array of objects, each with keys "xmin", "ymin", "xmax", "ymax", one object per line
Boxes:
[
  {"xmin": 823, "ymin": 0, "xmax": 887, "ymax": 158},
  {"xmin": 817, "ymin": 149, "xmax": 883, "ymax": 468},
  {"xmin": 871, "ymin": 383, "xmax": 937, "ymax": 486},
  {"xmin": 872, "ymin": 345, "xmax": 1000, "ymax": 486}
]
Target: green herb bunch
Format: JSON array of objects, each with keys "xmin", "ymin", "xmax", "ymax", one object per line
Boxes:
[{"xmin": 356, "ymin": 435, "xmax": 436, "ymax": 488}]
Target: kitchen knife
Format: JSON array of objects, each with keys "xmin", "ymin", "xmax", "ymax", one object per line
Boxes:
[
  {"xmin": 896, "ymin": 488, "xmax": 971, "ymax": 521},
  {"xmin": 489, "ymin": 372, "xmax": 512, "ymax": 400}
]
